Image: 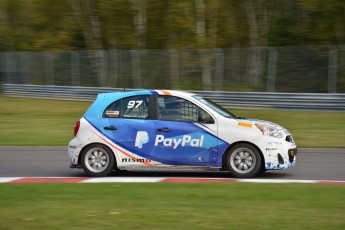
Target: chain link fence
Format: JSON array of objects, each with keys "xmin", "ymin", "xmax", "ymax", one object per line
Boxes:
[{"xmin": 1, "ymin": 46, "xmax": 345, "ymax": 93}]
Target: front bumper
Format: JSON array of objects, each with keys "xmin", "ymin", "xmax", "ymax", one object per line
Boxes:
[{"xmin": 262, "ymin": 139, "xmax": 297, "ymax": 170}]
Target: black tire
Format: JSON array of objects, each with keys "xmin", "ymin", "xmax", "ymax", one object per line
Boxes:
[
  {"xmin": 81, "ymin": 144, "xmax": 115, "ymax": 177},
  {"xmin": 226, "ymin": 143, "xmax": 262, "ymax": 178}
]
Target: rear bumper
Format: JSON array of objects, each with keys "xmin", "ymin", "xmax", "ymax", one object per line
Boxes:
[{"xmin": 68, "ymin": 138, "xmax": 83, "ymax": 168}]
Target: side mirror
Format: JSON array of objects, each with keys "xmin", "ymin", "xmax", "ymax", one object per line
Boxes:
[{"xmin": 198, "ymin": 113, "xmax": 214, "ymax": 124}]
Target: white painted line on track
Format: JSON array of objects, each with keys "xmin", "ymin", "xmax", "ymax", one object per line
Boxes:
[
  {"xmin": 0, "ymin": 177, "xmax": 345, "ymax": 184},
  {"xmin": 82, "ymin": 177, "xmax": 167, "ymax": 183},
  {"xmin": 238, "ymin": 179, "xmax": 317, "ymax": 184},
  {"xmin": 0, "ymin": 177, "xmax": 23, "ymax": 183}
]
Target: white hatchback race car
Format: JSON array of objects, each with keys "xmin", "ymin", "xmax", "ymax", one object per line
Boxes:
[{"xmin": 68, "ymin": 90, "xmax": 297, "ymax": 178}]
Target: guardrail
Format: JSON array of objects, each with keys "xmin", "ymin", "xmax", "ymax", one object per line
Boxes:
[{"xmin": 2, "ymin": 84, "xmax": 345, "ymax": 111}]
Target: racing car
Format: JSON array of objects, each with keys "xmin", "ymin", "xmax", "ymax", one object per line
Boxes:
[{"xmin": 68, "ymin": 90, "xmax": 297, "ymax": 178}]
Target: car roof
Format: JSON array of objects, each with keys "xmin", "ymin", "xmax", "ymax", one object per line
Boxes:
[
  {"xmin": 84, "ymin": 90, "xmax": 198, "ymax": 118},
  {"xmin": 97, "ymin": 89, "xmax": 196, "ymax": 99}
]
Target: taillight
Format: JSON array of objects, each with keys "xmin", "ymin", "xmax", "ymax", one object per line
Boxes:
[{"xmin": 74, "ymin": 120, "xmax": 80, "ymax": 137}]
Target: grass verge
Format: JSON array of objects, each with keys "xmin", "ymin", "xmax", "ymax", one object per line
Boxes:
[
  {"xmin": 0, "ymin": 183, "xmax": 344, "ymax": 230},
  {"xmin": 0, "ymin": 96, "xmax": 91, "ymax": 146},
  {"xmin": 0, "ymin": 95, "xmax": 344, "ymax": 147}
]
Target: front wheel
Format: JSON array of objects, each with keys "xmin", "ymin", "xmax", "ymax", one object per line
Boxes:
[
  {"xmin": 226, "ymin": 144, "xmax": 262, "ymax": 178},
  {"xmin": 81, "ymin": 144, "xmax": 115, "ymax": 177}
]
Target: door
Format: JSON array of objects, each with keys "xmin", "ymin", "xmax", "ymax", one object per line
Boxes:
[
  {"xmin": 153, "ymin": 95, "xmax": 219, "ymax": 166},
  {"xmin": 99, "ymin": 94, "xmax": 156, "ymax": 163}
]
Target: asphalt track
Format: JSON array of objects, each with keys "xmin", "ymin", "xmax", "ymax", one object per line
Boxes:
[{"xmin": 0, "ymin": 147, "xmax": 344, "ymax": 181}]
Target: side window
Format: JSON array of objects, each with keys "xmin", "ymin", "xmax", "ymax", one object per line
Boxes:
[
  {"xmin": 104, "ymin": 95, "xmax": 149, "ymax": 119},
  {"xmin": 158, "ymin": 95, "xmax": 210, "ymax": 122},
  {"xmin": 104, "ymin": 100, "xmax": 121, "ymax": 118},
  {"xmin": 122, "ymin": 96, "xmax": 149, "ymax": 119}
]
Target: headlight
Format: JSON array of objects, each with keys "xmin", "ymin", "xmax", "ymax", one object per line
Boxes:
[{"xmin": 255, "ymin": 123, "xmax": 284, "ymax": 139}]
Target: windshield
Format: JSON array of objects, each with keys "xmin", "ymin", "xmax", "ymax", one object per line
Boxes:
[{"xmin": 192, "ymin": 95, "xmax": 237, "ymax": 118}]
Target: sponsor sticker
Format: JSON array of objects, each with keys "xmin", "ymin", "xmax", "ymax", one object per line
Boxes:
[
  {"xmin": 155, "ymin": 134, "xmax": 204, "ymax": 149},
  {"xmin": 121, "ymin": 157, "xmax": 152, "ymax": 163},
  {"xmin": 238, "ymin": 122, "xmax": 253, "ymax": 128},
  {"xmin": 266, "ymin": 147, "xmax": 278, "ymax": 151},
  {"xmin": 134, "ymin": 131, "xmax": 205, "ymax": 149},
  {"xmin": 105, "ymin": 110, "xmax": 120, "ymax": 117},
  {"xmin": 268, "ymin": 141, "xmax": 283, "ymax": 145},
  {"xmin": 135, "ymin": 131, "xmax": 149, "ymax": 149}
]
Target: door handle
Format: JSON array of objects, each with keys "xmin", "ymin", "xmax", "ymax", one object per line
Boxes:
[
  {"xmin": 157, "ymin": 128, "xmax": 171, "ymax": 132},
  {"xmin": 104, "ymin": 126, "xmax": 117, "ymax": 131}
]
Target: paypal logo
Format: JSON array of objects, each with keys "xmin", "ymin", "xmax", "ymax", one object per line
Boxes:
[
  {"xmin": 155, "ymin": 135, "xmax": 204, "ymax": 149},
  {"xmin": 135, "ymin": 131, "xmax": 205, "ymax": 149},
  {"xmin": 135, "ymin": 131, "xmax": 149, "ymax": 149}
]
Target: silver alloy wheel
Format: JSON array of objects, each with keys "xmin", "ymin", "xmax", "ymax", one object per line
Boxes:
[
  {"xmin": 84, "ymin": 147, "xmax": 110, "ymax": 173},
  {"xmin": 229, "ymin": 147, "xmax": 257, "ymax": 174}
]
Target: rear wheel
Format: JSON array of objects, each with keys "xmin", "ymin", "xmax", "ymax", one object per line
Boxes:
[
  {"xmin": 226, "ymin": 144, "xmax": 262, "ymax": 178},
  {"xmin": 81, "ymin": 144, "xmax": 115, "ymax": 177}
]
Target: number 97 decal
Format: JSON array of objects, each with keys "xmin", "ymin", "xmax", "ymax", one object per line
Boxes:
[{"xmin": 127, "ymin": 100, "xmax": 143, "ymax": 108}]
